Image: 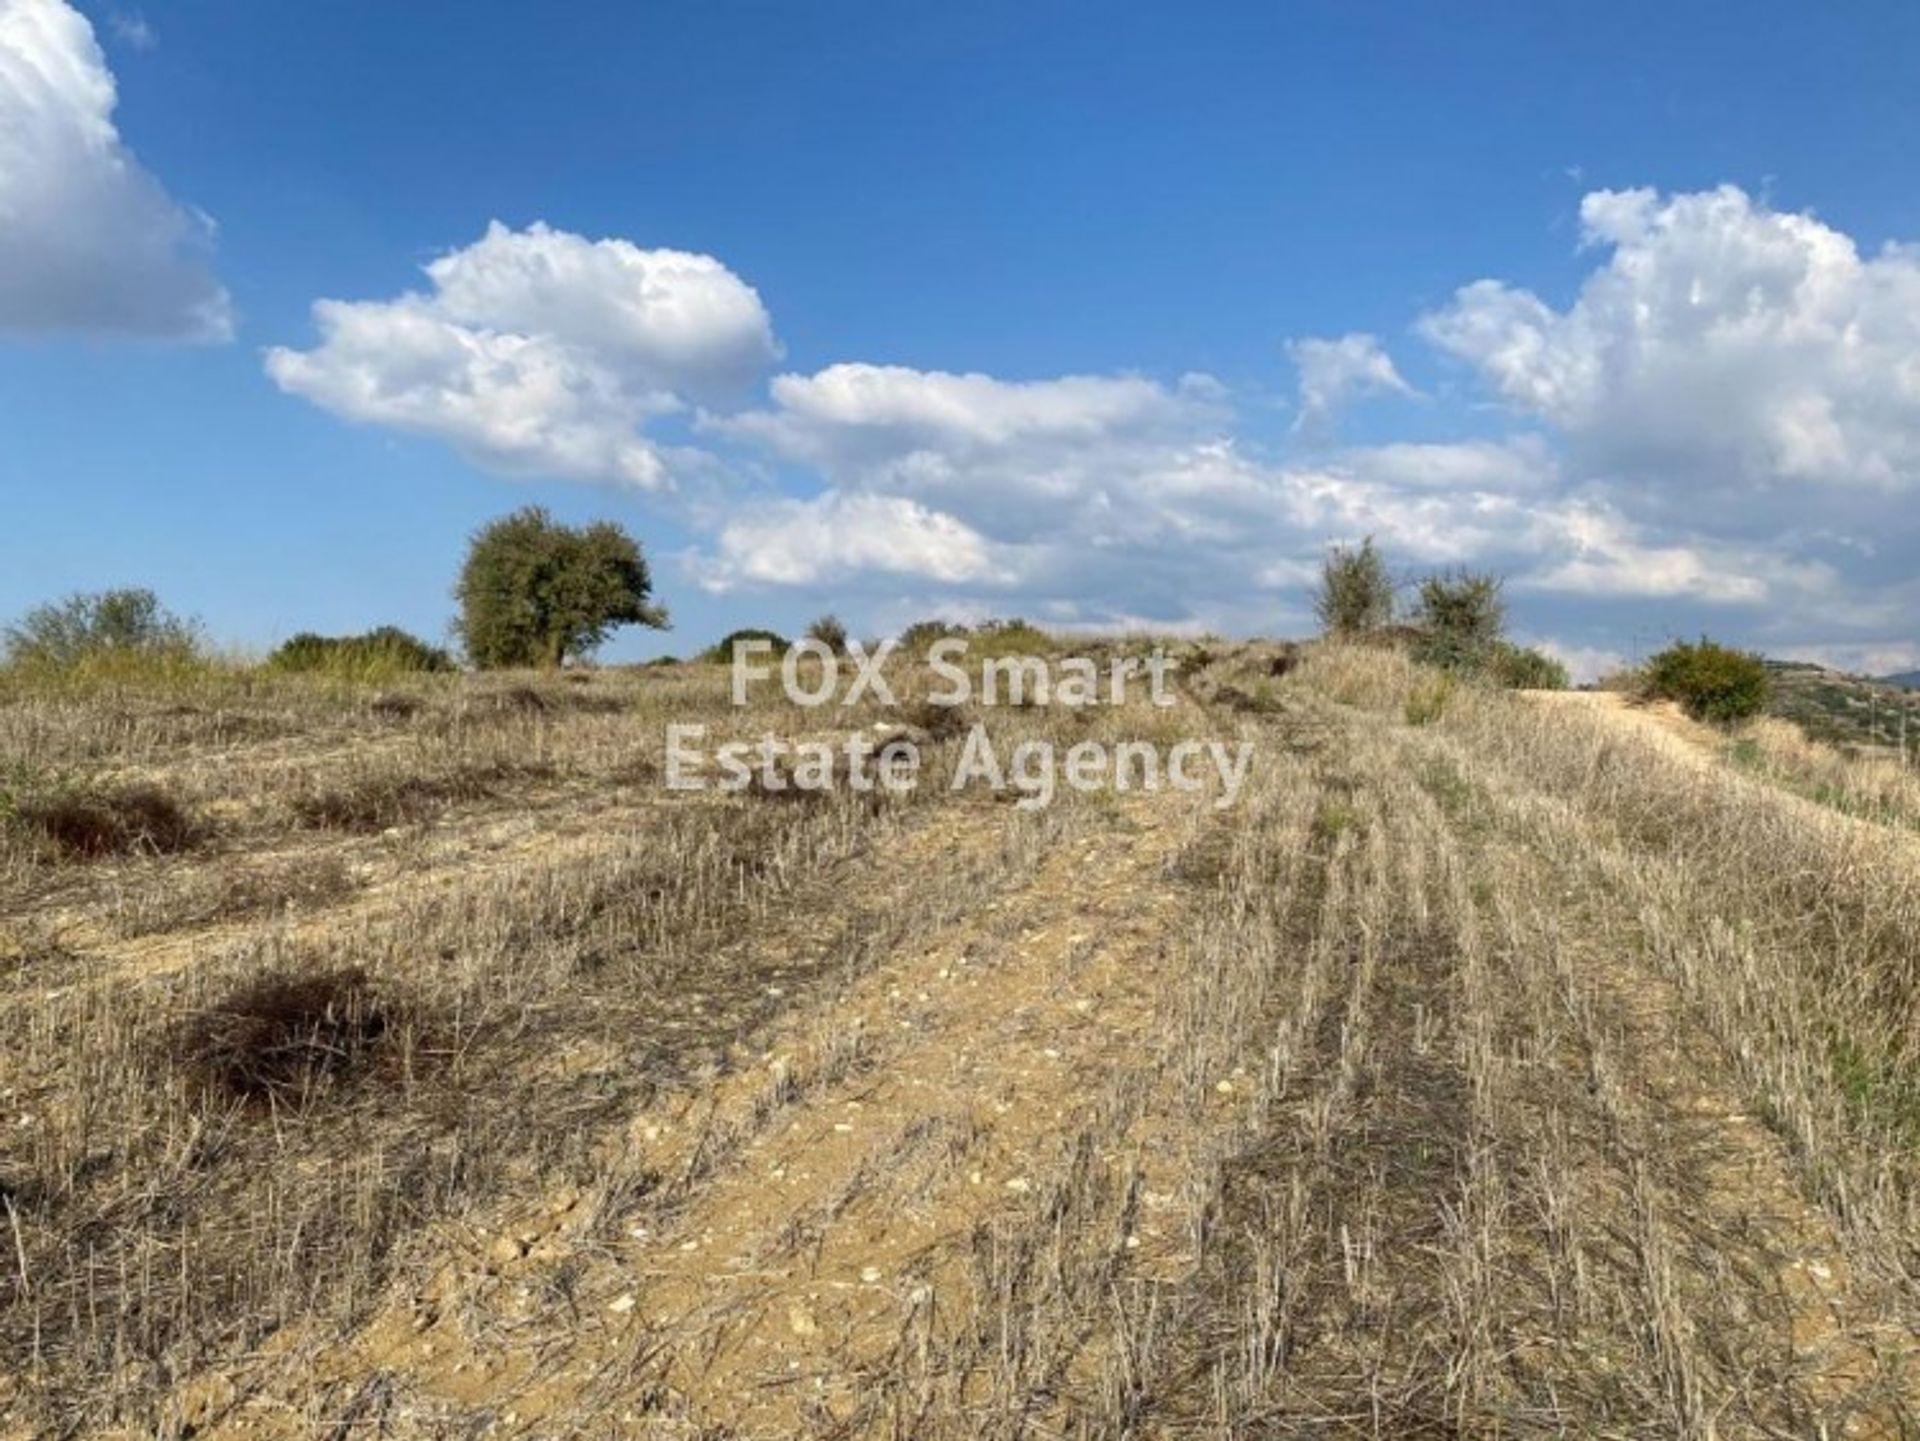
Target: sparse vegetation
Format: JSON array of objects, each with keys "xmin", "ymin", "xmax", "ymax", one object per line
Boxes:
[
  {"xmin": 1762, "ymin": 659, "xmax": 1920, "ymax": 752},
  {"xmin": 1, "ymin": 767, "xmax": 199, "ymax": 858},
  {"xmin": 289, "ymin": 759, "xmax": 543, "ymax": 831},
  {"xmin": 897, "ymin": 618, "xmax": 966, "ymax": 652}
]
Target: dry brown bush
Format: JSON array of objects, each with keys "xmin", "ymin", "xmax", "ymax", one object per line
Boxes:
[
  {"xmin": 15, "ymin": 783, "xmax": 199, "ymax": 859},
  {"xmin": 175, "ymin": 966, "xmax": 404, "ymax": 1107}
]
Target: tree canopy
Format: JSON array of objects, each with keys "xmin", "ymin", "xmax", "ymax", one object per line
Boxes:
[{"xmin": 454, "ymin": 508, "xmax": 668, "ymax": 669}]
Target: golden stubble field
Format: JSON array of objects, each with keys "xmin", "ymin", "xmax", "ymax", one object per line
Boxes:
[{"xmin": 2, "ymin": 643, "xmax": 1918, "ymax": 1438}]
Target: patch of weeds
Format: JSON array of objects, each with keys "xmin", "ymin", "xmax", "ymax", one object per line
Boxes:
[
  {"xmin": 1210, "ymin": 681, "xmax": 1285, "ymax": 715},
  {"xmin": 1403, "ymin": 674, "xmax": 1453, "ymax": 727},
  {"xmin": 485, "ymin": 685, "xmax": 551, "ymax": 716},
  {"xmin": 176, "ymin": 967, "xmax": 406, "ymax": 1108},
  {"xmin": 1312, "ymin": 800, "xmax": 1360, "ymax": 845},
  {"xmin": 1414, "ymin": 756, "xmax": 1494, "ymax": 842},
  {"xmin": 1827, "ymin": 1030, "xmax": 1920, "ymax": 1147},
  {"xmin": 1728, "ymin": 738, "xmax": 1762, "ymax": 769},
  {"xmin": 471, "ymin": 685, "xmax": 624, "ymax": 719},
  {"xmin": 744, "ymin": 763, "xmax": 836, "ymax": 804}
]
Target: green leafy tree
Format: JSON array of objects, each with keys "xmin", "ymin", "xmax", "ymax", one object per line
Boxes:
[
  {"xmin": 1314, "ymin": 537, "xmax": 1394, "ymax": 636},
  {"xmin": 454, "ymin": 508, "xmax": 668, "ymax": 669},
  {"xmin": 3, "ymin": 588, "xmax": 203, "ymax": 669},
  {"xmin": 1644, "ymin": 638, "xmax": 1771, "ymax": 723}
]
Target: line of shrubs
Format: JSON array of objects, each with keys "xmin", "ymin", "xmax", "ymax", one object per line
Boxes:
[
  {"xmin": 1316, "ymin": 538, "xmax": 1774, "ymax": 720},
  {"xmin": 1316, "ymin": 539, "xmax": 1571, "ymax": 691}
]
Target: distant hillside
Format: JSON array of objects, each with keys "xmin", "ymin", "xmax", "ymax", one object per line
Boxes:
[
  {"xmin": 1880, "ymin": 670, "xmax": 1920, "ymax": 691},
  {"xmin": 1764, "ymin": 660, "xmax": 1920, "ymax": 750}
]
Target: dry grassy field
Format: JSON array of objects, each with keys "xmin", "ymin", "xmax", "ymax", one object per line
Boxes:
[{"xmin": 3, "ymin": 644, "xmax": 1919, "ymax": 1438}]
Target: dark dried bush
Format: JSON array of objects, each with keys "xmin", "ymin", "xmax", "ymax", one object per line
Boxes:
[
  {"xmin": 745, "ymin": 762, "xmax": 835, "ymax": 803},
  {"xmin": 367, "ymin": 693, "xmax": 423, "ymax": 723},
  {"xmin": 290, "ymin": 762, "xmax": 544, "ymax": 832},
  {"xmin": 177, "ymin": 967, "xmax": 400, "ymax": 1106},
  {"xmin": 492, "ymin": 685, "xmax": 550, "ymax": 714},
  {"xmin": 16, "ymin": 784, "xmax": 199, "ymax": 859},
  {"xmin": 902, "ymin": 698, "xmax": 973, "ymax": 740}
]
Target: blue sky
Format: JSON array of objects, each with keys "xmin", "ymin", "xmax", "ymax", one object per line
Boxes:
[{"xmin": 4, "ymin": 1, "xmax": 1919, "ymax": 674}]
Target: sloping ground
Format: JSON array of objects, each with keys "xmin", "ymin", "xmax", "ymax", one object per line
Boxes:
[
  {"xmin": 5, "ymin": 654, "xmax": 1920, "ymax": 1438},
  {"xmin": 1766, "ymin": 661, "xmax": 1920, "ymax": 754},
  {"xmin": 1527, "ymin": 689, "xmax": 1723, "ymax": 771}
]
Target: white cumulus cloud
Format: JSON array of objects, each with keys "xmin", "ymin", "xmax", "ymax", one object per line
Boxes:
[
  {"xmin": 1287, "ymin": 333, "xmax": 1415, "ymax": 436},
  {"xmin": 0, "ymin": 0, "xmax": 229, "ymax": 338},
  {"xmin": 699, "ymin": 490, "xmax": 1005, "ymax": 590},
  {"xmin": 267, "ymin": 221, "xmax": 778, "ymax": 489},
  {"xmin": 1421, "ymin": 184, "xmax": 1920, "ymax": 494}
]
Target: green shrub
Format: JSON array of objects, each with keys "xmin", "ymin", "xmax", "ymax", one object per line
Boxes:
[
  {"xmin": 805, "ymin": 614, "xmax": 849, "ymax": 654},
  {"xmin": 701, "ymin": 628, "xmax": 789, "ymax": 664},
  {"xmin": 1644, "ymin": 638, "xmax": 1771, "ymax": 723},
  {"xmin": 1315, "ymin": 537, "xmax": 1394, "ymax": 636},
  {"xmin": 1483, "ymin": 641, "xmax": 1569, "ymax": 691},
  {"xmin": 1413, "ymin": 569, "xmax": 1505, "ymax": 650},
  {"xmin": 898, "ymin": 619, "xmax": 970, "ymax": 653},
  {"xmin": 3, "ymin": 588, "xmax": 205, "ymax": 672},
  {"xmin": 268, "ymin": 626, "xmax": 454, "ymax": 679},
  {"xmin": 969, "ymin": 618, "xmax": 1054, "ymax": 656},
  {"xmin": 455, "ymin": 507, "xmax": 668, "ymax": 669},
  {"xmin": 893, "ymin": 617, "xmax": 1052, "ymax": 656}
]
